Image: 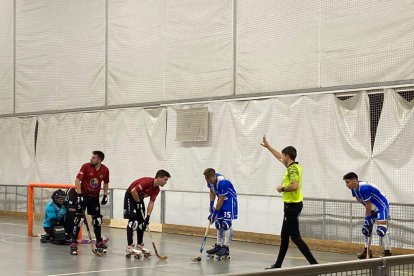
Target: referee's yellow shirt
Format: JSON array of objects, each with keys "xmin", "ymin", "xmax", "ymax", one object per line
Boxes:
[{"xmin": 282, "ymin": 162, "xmax": 303, "ymax": 203}]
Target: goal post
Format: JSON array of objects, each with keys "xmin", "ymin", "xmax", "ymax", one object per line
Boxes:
[{"xmin": 27, "ymin": 182, "xmax": 81, "ymax": 238}]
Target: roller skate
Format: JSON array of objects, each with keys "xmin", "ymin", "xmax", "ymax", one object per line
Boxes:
[
  {"xmin": 206, "ymin": 244, "xmax": 221, "ymax": 259},
  {"xmin": 136, "ymin": 243, "xmax": 151, "ymax": 258},
  {"xmin": 70, "ymin": 242, "xmax": 78, "ymax": 256},
  {"xmin": 357, "ymin": 248, "xmax": 372, "ymax": 259},
  {"xmin": 96, "ymin": 240, "xmax": 108, "ymax": 255},
  {"xmin": 383, "ymin": 250, "xmax": 392, "ymax": 257},
  {"xmin": 125, "ymin": 244, "xmax": 143, "ymax": 259},
  {"xmin": 215, "ymin": 245, "xmax": 230, "ymax": 261},
  {"xmin": 40, "ymin": 234, "xmax": 50, "ymax": 244}
]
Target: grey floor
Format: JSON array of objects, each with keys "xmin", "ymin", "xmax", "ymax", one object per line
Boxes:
[{"xmin": 0, "ymin": 218, "xmax": 356, "ymax": 276}]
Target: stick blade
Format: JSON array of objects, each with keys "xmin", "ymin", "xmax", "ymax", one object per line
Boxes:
[
  {"xmin": 192, "ymin": 256, "xmax": 202, "ymax": 262},
  {"xmin": 152, "ymin": 242, "xmax": 168, "ymax": 260}
]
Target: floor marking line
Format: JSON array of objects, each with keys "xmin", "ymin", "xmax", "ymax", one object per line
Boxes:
[
  {"xmin": 0, "ymin": 232, "xmax": 27, "ymax": 238},
  {"xmin": 47, "ymin": 261, "xmax": 195, "ymax": 276},
  {"xmin": 0, "ymin": 222, "xmax": 42, "ymax": 228}
]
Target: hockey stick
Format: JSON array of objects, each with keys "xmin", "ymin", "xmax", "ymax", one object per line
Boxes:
[
  {"xmin": 146, "ymin": 226, "xmax": 168, "ymax": 260},
  {"xmin": 192, "ymin": 221, "xmax": 211, "ymax": 262},
  {"xmin": 83, "ymin": 215, "xmax": 104, "ymax": 257}
]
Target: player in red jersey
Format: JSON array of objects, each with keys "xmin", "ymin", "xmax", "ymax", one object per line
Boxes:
[
  {"xmin": 70, "ymin": 151, "xmax": 110, "ymax": 255},
  {"xmin": 124, "ymin": 170, "xmax": 170, "ymax": 256}
]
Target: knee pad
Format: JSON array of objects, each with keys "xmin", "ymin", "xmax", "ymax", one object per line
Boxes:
[
  {"xmin": 128, "ymin": 220, "xmax": 139, "ymax": 231},
  {"xmin": 92, "ymin": 216, "xmax": 103, "ymax": 227},
  {"xmin": 362, "ymin": 224, "xmax": 373, "ymax": 237},
  {"xmin": 221, "ymin": 220, "xmax": 232, "ymax": 231},
  {"xmin": 214, "ymin": 220, "xmax": 222, "ymax": 230},
  {"xmin": 376, "ymin": 225, "xmax": 387, "ymax": 237}
]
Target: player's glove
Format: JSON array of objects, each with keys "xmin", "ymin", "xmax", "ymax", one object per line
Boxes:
[
  {"xmin": 365, "ymin": 213, "xmax": 377, "ymax": 226},
  {"xmin": 208, "ymin": 209, "xmax": 219, "ymax": 223},
  {"xmin": 142, "ymin": 215, "xmax": 150, "ymax": 231},
  {"xmin": 101, "ymin": 194, "xmax": 108, "ymax": 205}
]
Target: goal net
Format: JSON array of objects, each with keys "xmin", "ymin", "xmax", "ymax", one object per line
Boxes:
[{"xmin": 28, "ymin": 183, "xmax": 78, "ymax": 237}]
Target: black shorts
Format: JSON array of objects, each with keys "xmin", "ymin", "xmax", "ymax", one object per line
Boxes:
[
  {"xmin": 123, "ymin": 191, "xmax": 145, "ymax": 222},
  {"xmin": 82, "ymin": 196, "xmax": 101, "ymax": 217}
]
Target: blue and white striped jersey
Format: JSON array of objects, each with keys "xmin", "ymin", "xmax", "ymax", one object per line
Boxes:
[
  {"xmin": 351, "ymin": 181, "xmax": 389, "ymax": 212},
  {"xmin": 207, "ymin": 173, "xmax": 238, "ymax": 201}
]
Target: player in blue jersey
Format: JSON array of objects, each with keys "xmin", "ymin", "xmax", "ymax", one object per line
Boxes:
[
  {"xmin": 343, "ymin": 172, "xmax": 392, "ymax": 258},
  {"xmin": 41, "ymin": 189, "xmax": 67, "ymax": 244},
  {"xmin": 204, "ymin": 168, "xmax": 238, "ymax": 259}
]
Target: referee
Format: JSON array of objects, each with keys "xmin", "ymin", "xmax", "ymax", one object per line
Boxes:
[{"xmin": 261, "ymin": 136, "xmax": 318, "ymax": 269}]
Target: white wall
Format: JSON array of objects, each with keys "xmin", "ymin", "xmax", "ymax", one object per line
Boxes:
[
  {"xmin": 15, "ymin": 0, "xmax": 105, "ymax": 113},
  {"xmin": 0, "ymin": 0, "xmax": 13, "ymax": 114},
  {"xmin": 0, "ymin": 117, "xmax": 38, "ymax": 185},
  {"xmin": 236, "ymin": 0, "xmax": 320, "ymax": 93},
  {"xmin": 1, "ymin": 1, "xmax": 414, "ymax": 114}
]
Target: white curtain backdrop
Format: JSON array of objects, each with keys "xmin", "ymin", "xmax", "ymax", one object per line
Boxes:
[
  {"xmin": 164, "ymin": 0, "xmax": 233, "ymax": 100},
  {"xmin": 108, "ymin": 0, "xmax": 166, "ymax": 105},
  {"xmin": 164, "ymin": 92, "xmax": 371, "ymax": 199},
  {"xmin": 370, "ymin": 89, "xmax": 414, "ymax": 204},
  {"xmin": 236, "ymin": 0, "xmax": 320, "ymax": 94},
  {"xmin": 0, "ymin": 117, "xmax": 38, "ymax": 185},
  {"xmin": 0, "ymin": 0, "xmax": 14, "ymax": 114},
  {"xmin": 320, "ymin": 0, "xmax": 414, "ymax": 87},
  {"xmin": 15, "ymin": 0, "xmax": 105, "ymax": 113},
  {"xmin": 35, "ymin": 108, "xmax": 166, "ymax": 189}
]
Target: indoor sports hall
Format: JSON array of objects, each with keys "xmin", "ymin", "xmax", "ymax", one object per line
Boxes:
[{"xmin": 1, "ymin": 1, "xmax": 414, "ymax": 275}]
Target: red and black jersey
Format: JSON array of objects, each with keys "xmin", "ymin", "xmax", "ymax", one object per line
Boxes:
[
  {"xmin": 76, "ymin": 163, "xmax": 109, "ymax": 198},
  {"xmin": 127, "ymin": 177, "xmax": 160, "ymax": 202}
]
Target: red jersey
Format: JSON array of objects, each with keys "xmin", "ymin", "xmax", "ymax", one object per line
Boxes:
[
  {"xmin": 76, "ymin": 163, "xmax": 110, "ymax": 197},
  {"xmin": 127, "ymin": 177, "xmax": 160, "ymax": 202}
]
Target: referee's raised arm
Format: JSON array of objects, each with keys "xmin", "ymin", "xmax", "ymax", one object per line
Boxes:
[{"xmin": 260, "ymin": 135, "xmax": 284, "ymax": 165}]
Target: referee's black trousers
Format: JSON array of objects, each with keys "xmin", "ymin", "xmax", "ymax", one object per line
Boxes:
[{"xmin": 274, "ymin": 201, "xmax": 318, "ymax": 267}]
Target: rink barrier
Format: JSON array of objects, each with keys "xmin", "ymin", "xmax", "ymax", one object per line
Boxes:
[
  {"xmin": 0, "ymin": 184, "xmax": 413, "ymax": 255},
  {"xmin": 161, "ymin": 223, "xmax": 414, "ymax": 256}
]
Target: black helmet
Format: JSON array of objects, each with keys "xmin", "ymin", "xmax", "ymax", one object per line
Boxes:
[{"xmin": 51, "ymin": 189, "xmax": 66, "ymax": 205}]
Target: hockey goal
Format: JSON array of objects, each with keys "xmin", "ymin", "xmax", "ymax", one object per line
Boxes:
[{"xmin": 27, "ymin": 183, "xmax": 82, "ymax": 238}]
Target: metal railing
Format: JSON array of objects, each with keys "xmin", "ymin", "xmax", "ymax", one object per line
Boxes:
[
  {"xmin": 226, "ymin": 254, "xmax": 414, "ymax": 276},
  {"xmin": 161, "ymin": 190, "xmax": 414, "ymax": 249},
  {"xmin": 0, "ymin": 184, "xmax": 113, "ymax": 219},
  {"xmin": 300, "ymin": 198, "xmax": 414, "ymax": 249}
]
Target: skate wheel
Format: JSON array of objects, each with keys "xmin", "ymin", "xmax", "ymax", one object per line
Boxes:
[
  {"xmin": 144, "ymin": 253, "xmax": 150, "ymax": 258},
  {"xmin": 134, "ymin": 254, "xmax": 141, "ymax": 259},
  {"xmin": 126, "ymin": 253, "xmax": 131, "ymax": 258}
]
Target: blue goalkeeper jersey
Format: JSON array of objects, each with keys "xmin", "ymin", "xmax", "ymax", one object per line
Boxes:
[
  {"xmin": 42, "ymin": 201, "xmax": 67, "ymax": 228},
  {"xmin": 351, "ymin": 181, "xmax": 389, "ymax": 212}
]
